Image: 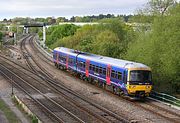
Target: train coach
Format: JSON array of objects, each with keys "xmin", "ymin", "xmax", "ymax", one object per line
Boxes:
[{"xmin": 53, "ymin": 47, "xmax": 152, "ymax": 98}]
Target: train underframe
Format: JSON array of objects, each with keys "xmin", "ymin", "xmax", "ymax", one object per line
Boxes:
[{"xmin": 54, "ymin": 62, "xmax": 149, "ymax": 99}]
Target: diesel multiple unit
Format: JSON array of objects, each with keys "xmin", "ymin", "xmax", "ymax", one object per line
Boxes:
[{"xmin": 53, "ymin": 47, "xmax": 152, "ymax": 97}]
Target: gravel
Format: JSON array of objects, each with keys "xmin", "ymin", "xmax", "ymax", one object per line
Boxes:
[
  {"xmin": 0, "ymin": 75, "xmax": 29, "ymax": 123},
  {"xmin": 2, "ymin": 37, "xmax": 178, "ymax": 123},
  {"xmin": 30, "ymin": 39, "xmax": 178, "ymax": 123}
]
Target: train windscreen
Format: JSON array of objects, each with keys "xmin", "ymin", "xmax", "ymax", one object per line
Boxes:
[{"xmin": 129, "ymin": 70, "xmax": 152, "ymax": 85}]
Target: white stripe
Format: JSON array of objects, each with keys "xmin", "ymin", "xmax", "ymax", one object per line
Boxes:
[{"xmin": 58, "ymin": 62, "xmax": 125, "ymax": 88}]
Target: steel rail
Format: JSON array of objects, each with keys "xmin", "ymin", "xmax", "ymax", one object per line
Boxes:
[{"xmin": 0, "ymin": 63, "xmax": 85, "ymax": 123}]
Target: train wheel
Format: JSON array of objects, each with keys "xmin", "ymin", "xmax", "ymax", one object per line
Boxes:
[
  {"xmin": 76, "ymin": 73, "xmax": 81, "ymax": 78},
  {"xmin": 113, "ymin": 86, "xmax": 117, "ymax": 94},
  {"xmin": 88, "ymin": 77, "xmax": 93, "ymax": 83},
  {"xmin": 56, "ymin": 64, "xmax": 58, "ymax": 68},
  {"xmin": 82, "ymin": 75, "xmax": 86, "ymax": 81},
  {"xmin": 102, "ymin": 82, "xmax": 106, "ymax": 90},
  {"xmin": 98, "ymin": 81, "xmax": 102, "ymax": 88},
  {"xmin": 80, "ymin": 74, "xmax": 84, "ymax": 80},
  {"xmin": 119, "ymin": 89, "xmax": 125, "ymax": 96},
  {"xmin": 85, "ymin": 77, "xmax": 89, "ymax": 82}
]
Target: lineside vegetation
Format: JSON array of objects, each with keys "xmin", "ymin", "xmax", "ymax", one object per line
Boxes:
[{"xmin": 41, "ymin": 2, "xmax": 180, "ymax": 96}]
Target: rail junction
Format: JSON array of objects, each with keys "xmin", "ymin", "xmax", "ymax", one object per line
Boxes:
[{"xmin": 0, "ymin": 34, "xmax": 179, "ymax": 123}]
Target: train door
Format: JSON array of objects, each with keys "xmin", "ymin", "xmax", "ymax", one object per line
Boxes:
[
  {"xmin": 106, "ymin": 65, "xmax": 111, "ymax": 85},
  {"xmin": 56, "ymin": 53, "xmax": 59, "ymax": 64},
  {"xmin": 85, "ymin": 60, "xmax": 90, "ymax": 77},
  {"xmin": 123, "ymin": 70, "xmax": 127, "ymax": 84},
  {"xmin": 66, "ymin": 55, "xmax": 69, "ymax": 69}
]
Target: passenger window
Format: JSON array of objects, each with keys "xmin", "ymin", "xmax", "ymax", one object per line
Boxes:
[
  {"xmin": 89, "ymin": 64, "xmax": 92, "ymax": 70},
  {"xmin": 118, "ymin": 72, "xmax": 122, "ymax": 80},
  {"xmin": 99, "ymin": 67, "xmax": 102, "ymax": 74},
  {"xmin": 70, "ymin": 59, "xmax": 73, "ymax": 64},
  {"xmin": 111, "ymin": 70, "xmax": 116, "ymax": 78},
  {"xmin": 92, "ymin": 65, "xmax": 95, "ymax": 71},
  {"xmin": 78, "ymin": 61, "xmax": 81, "ymax": 67},
  {"xmin": 95, "ymin": 66, "xmax": 98, "ymax": 73},
  {"xmin": 103, "ymin": 68, "xmax": 106, "ymax": 75},
  {"xmin": 53, "ymin": 54, "xmax": 56, "ymax": 59}
]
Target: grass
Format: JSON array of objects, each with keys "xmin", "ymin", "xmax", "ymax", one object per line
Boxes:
[
  {"xmin": 175, "ymin": 97, "xmax": 180, "ymax": 107},
  {"xmin": 0, "ymin": 98, "xmax": 20, "ymax": 123},
  {"xmin": 12, "ymin": 96, "xmax": 38, "ymax": 123}
]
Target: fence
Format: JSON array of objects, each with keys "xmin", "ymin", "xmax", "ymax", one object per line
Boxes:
[{"xmin": 150, "ymin": 91, "xmax": 180, "ymax": 107}]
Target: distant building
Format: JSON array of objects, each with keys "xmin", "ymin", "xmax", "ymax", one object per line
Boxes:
[{"xmin": 59, "ymin": 22, "xmax": 99, "ymax": 26}]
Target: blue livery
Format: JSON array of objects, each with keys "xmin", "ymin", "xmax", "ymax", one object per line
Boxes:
[{"xmin": 53, "ymin": 47, "xmax": 152, "ymax": 97}]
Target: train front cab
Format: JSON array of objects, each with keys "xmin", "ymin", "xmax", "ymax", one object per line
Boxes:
[{"xmin": 126, "ymin": 68, "xmax": 152, "ymax": 97}]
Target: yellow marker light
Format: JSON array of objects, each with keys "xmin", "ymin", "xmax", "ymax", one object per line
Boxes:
[{"xmin": 146, "ymin": 85, "xmax": 151, "ymax": 89}]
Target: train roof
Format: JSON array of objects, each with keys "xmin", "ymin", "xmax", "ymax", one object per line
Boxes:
[
  {"xmin": 54, "ymin": 47, "xmax": 77, "ymax": 57},
  {"xmin": 54, "ymin": 47, "xmax": 151, "ymax": 70}
]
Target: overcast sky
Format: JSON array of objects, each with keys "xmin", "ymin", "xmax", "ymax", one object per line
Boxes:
[{"xmin": 0, "ymin": 0, "xmax": 150, "ymax": 20}]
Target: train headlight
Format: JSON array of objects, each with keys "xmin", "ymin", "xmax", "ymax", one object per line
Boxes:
[{"xmin": 146, "ymin": 85, "xmax": 151, "ymax": 89}]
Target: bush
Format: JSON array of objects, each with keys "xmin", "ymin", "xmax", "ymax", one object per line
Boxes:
[
  {"xmin": 125, "ymin": 4, "xmax": 180, "ymax": 94},
  {"xmin": 45, "ymin": 24, "xmax": 79, "ymax": 47},
  {"xmin": 51, "ymin": 19, "xmax": 136, "ymax": 59}
]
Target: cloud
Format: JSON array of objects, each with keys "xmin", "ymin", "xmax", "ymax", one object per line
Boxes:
[{"xmin": 0, "ymin": 0, "xmax": 148, "ymax": 20}]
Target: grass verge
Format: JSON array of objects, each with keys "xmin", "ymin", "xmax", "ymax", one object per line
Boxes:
[
  {"xmin": 12, "ymin": 96, "xmax": 38, "ymax": 123},
  {"xmin": 0, "ymin": 98, "xmax": 20, "ymax": 123}
]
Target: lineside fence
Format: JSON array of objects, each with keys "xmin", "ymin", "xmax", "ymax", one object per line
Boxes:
[
  {"xmin": 34, "ymin": 36, "xmax": 52, "ymax": 61},
  {"xmin": 35, "ymin": 37, "xmax": 180, "ymax": 107},
  {"xmin": 150, "ymin": 91, "xmax": 180, "ymax": 107}
]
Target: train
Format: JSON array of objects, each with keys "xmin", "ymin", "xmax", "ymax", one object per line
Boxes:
[{"xmin": 53, "ymin": 47, "xmax": 152, "ymax": 98}]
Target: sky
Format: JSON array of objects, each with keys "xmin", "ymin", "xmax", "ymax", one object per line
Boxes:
[{"xmin": 0, "ymin": 0, "xmax": 149, "ymax": 20}]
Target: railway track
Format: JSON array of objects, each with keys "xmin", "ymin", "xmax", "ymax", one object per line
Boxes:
[
  {"xmin": 0, "ymin": 63, "xmax": 84, "ymax": 123},
  {"xmin": 135, "ymin": 99, "xmax": 180, "ymax": 123},
  {"xmin": 29, "ymin": 35, "xmax": 180, "ymax": 123},
  {"xmin": 24, "ymin": 35, "xmax": 129, "ymax": 123},
  {"xmin": 0, "ymin": 35, "xmax": 130, "ymax": 122},
  {"xmin": 1, "ymin": 34, "xmax": 179, "ymax": 122},
  {"xmin": 145, "ymin": 98, "xmax": 180, "ymax": 118},
  {"xmin": 0, "ymin": 56, "xmax": 111, "ymax": 122}
]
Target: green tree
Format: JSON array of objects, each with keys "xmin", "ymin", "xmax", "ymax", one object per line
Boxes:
[
  {"xmin": 75, "ymin": 16, "xmax": 83, "ymax": 22},
  {"xmin": 128, "ymin": 15, "xmax": 155, "ymax": 23},
  {"xmin": 51, "ymin": 18, "xmax": 136, "ymax": 59},
  {"xmin": 130, "ymin": 0, "xmax": 177, "ymax": 23},
  {"xmin": 46, "ymin": 17, "xmax": 56, "ymax": 25},
  {"xmin": 55, "ymin": 25, "xmax": 98, "ymax": 51},
  {"xmin": 93, "ymin": 30, "xmax": 119, "ymax": 57},
  {"xmin": 0, "ymin": 32, "xmax": 3, "ymax": 48},
  {"xmin": 98, "ymin": 18, "xmax": 137, "ymax": 58},
  {"xmin": 147, "ymin": 0, "xmax": 176, "ymax": 15},
  {"xmin": 56, "ymin": 17, "xmax": 68, "ymax": 23},
  {"xmin": 125, "ymin": 3, "xmax": 180, "ymax": 94},
  {"xmin": 0, "ymin": 24, "xmax": 5, "ymax": 31},
  {"xmin": 0, "ymin": 32, "xmax": 3, "ymax": 41},
  {"xmin": 35, "ymin": 18, "xmax": 46, "ymax": 23},
  {"xmin": 45, "ymin": 24, "xmax": 79, "ymax": 47}
]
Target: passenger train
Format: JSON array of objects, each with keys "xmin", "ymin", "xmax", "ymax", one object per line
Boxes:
[{"xmin": 53, "ymin": 47, "xmax": 152, "ymax": 98}]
